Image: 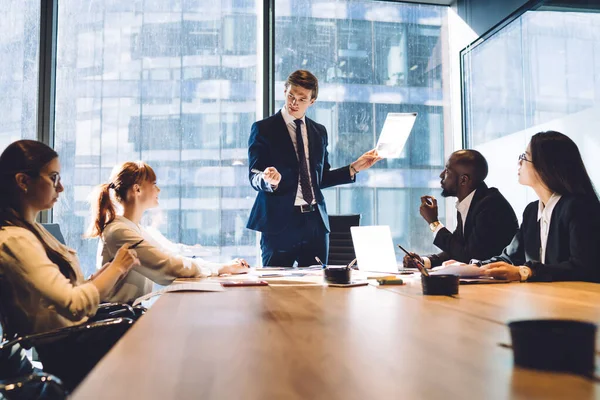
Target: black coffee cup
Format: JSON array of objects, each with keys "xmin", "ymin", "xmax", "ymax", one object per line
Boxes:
[
  {"xmin": 421, "ymin": 274, "xmax": 459, "ymax": 296},
  {"xmin": 324, "ymin": 266, "xmax": 351, "ymax": 284},
  {"xmin": 508, "ymin": 319, "xmax": 597, "ymax": 377}
]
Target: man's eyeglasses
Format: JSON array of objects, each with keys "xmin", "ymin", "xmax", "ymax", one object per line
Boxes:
[
  {"xmin": 286, "ymin": 93, "xmax": 310, "ymax": 105},
  {"xmin": 518, "ymin": 153, "xmax": 532, "ymax": 163}
]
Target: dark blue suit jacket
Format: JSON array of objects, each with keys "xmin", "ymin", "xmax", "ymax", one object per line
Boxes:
[{"xmin": 246, "ymin": 111, "xmax": 355, "ymax": 235}]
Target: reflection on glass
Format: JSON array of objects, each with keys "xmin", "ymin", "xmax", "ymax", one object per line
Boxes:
[
  {"xmin": 463, "ymin": 9, "xmax": 600, "ymax": 217},
  {"xmin": 0, "ymin": 0, "xmax": 40, "ymax": 151}
]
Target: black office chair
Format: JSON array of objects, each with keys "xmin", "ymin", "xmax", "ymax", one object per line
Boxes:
[
  {"xmin": 327, "ymin": 214, "xmax": 360, "ymax": 266},
  {"xmin": 0, "ymin": 271, "xmax": 136, "ymax": 397}
]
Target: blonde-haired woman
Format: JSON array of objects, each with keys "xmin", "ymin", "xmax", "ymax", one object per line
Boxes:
[{"xmin": 88, "ymin": 161, "xmax": 249, "ymax": 303}]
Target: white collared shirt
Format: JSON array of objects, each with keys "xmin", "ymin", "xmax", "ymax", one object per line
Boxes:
[
  {"xmin": 456, "ymin": 189, "xmax": 477, "ymax": 233},
  {"xmin": 537, "ymin": 193, "xmax": 562, "ymax": 263},
  {"xmin": 431, "ymin": 189, "xmax": 477, "ymax": 237},
  {"xmin": 424, "ymin": 189, "xmax": 477, "ymax": 269},
  {"xmin": 281, "ymin": 106, "xmax": 316, "ymax": 206}
]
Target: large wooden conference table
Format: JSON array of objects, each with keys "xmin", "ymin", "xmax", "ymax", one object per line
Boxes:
[{"xmin": 71, "ymin": 276, "xmax": 600, "ymax": 399}]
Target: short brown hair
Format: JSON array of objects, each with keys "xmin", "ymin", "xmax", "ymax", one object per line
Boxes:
[{"xmin": 284, "ymin": 70, "xmax": 319, "ymax": 100}]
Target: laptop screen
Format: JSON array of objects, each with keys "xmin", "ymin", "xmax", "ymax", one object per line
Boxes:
[{"xmin": 350, "ymin": 225, "xmax": 399, "ymax": 273}]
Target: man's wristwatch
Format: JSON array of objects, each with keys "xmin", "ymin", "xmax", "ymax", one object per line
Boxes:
[
  {"xmin": 429, "ymin": 221, "xmax": 441, "ymax": 232},
  {"xmin": 470, "ymin": 259, "xmax": 483, "ymax": 267},
  {"xmin": 519, "ymin": 266, "xmax": 531, "ymax": 282}
]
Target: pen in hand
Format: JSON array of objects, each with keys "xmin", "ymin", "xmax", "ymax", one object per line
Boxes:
[
  {"xmin": 397, "ymin": 244, "xmax": 429, "ymax": 277},
  {"xmin": 251, "ymin": 169, "xmax": 263, "ymax": 174},
  {"xmin": 109, "ymin": 239, "xmax": 144, "ymax": 262},
  {"xmin": 315, "ymin": 256, "xmax": 326, "ymax": 269},
  {"xmin": 130, "ymin": 239, "xmax": 144, "ymax": 249}
]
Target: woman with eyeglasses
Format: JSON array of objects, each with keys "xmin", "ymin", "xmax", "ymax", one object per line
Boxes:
[
  {"xmin": 0, "ymin": 140, "xmax": 140, "ymax": 389},
  {"xmin": 87, "ymin": 161, "xmax": 250, "ymax": 304},
  {"xmin": 476, "ymin": 131, "xmax": 600, "ymax": 282}
]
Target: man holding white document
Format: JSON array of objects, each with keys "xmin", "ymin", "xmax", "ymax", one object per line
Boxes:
[{"xmin": 246, "ymin": 70, "xmax": 381, "ymax": 267}]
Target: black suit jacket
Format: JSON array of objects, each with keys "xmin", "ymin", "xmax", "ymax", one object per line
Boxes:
[
  {"xmin": 246, "ymin": 111, "xmax": 354, "ymax": 235},
  {"xmin": 427, "ymin": 183, "xmax": 518, "ymax": 267},
  {"xmin": 487, "ymin": 195, "xmax": 600, "ymax": 282}
]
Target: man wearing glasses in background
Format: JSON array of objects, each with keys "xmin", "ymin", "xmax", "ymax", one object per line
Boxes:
[
  {"xmin": 247, "ymin": 70, "xmax": 381, "ymax": 267},
  {"xmin": 404, "ymin": 149, "xmax": 518, "ymax": 270}
]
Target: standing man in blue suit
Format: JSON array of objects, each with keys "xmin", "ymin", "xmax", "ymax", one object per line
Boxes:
[{"xmin": 247, "ymin": 70, "xmax": 381, "ymax": 267}]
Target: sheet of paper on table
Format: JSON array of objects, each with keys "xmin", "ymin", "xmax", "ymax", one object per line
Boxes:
[{"xmin": 133, "ymin": 281, "xmax": 224, "ymax": 306}]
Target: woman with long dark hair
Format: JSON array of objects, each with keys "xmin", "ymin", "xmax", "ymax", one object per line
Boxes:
[
  {"xmin": 88, "ymin": 161, "xmax": 249, "ymax": 304},
  {"xmin": 479, "ymin": 131, "xmax": 600, "ymax": 282},
  {"xmin": 0, "ymin": 140, "xmax": 140, "ymax": 389}
]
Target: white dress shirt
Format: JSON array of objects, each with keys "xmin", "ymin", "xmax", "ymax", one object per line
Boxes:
[
  {"xmin": 281, "ymin": 106, "xmax": 316, "ymax": 206},
  {"xmin": 424, "ymin": 189, "xmax": 477, "ymax": 268},
  {"xmin": 537, "ymin": 193, "xmax": 562, "ymax": 263},
  {"xmin": 98, "ymin": 216, "xmax": 222, "ymax": 303},
  {"xmin": 0, "ymin": 224, "xmax": 100, "ymax": 335}
]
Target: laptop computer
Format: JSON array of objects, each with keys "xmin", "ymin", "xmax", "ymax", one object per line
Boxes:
[{"xmin": 350, "ymin": 225, "xmax": 400, "ymax": 274}]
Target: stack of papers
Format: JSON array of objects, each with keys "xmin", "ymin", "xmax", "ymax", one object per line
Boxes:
[{"xmin": 430, "ymin": 263, "xmax": 485, "ymax": 277}]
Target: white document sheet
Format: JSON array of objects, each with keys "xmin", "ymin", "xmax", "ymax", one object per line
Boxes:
[
  {"xmin": 375, "ymin": 112, "xmax": 417, "ymax": 159},
  {"xmin": 133, "ymin": 281, "xmax": 224, "ymax": 306},
  {"xmin": 430, "ymin": 263, "xmax": 485, "ymax": 278}
]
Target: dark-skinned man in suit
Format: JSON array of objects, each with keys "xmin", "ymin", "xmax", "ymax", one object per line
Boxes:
[{"xmin": 404, "ymin": 149, "xmax": 518, "ymax": 270}]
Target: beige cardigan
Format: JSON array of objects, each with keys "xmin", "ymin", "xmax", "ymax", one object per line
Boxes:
[
  {"xmin": 98, "ymin": 216, "xmax": 220, "ymax": 304},
  {"xmin": 0, "ymin": 224, "xmax": 99, "ymax": 335}
]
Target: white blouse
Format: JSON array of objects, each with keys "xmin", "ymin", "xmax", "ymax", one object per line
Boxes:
[
  {"xmin": 0, "ymin": 224, "xmax": 100, "ymax": 335},
  {"xmin": 98, "ymin": 216, "xmax": 220, "ymax": 303}
]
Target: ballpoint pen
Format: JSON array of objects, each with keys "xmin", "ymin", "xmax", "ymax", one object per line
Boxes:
[
  {"xmin": 314, "ymin": 256, "xmax": 326, "ymax": 269},
  {"xmin": 397, "ymin": 244, "xmax": 429, "ymax": 277},
  {"xmin": 251, "ymin": 168, "xmax": 263, "ymax": 174},
  {"xmin": 130, "ymin": 239, "xmax": 144, "ymax": 249},
  {"xmin": 346, "ymin": 258, "xmax": 357, "ymax": 269},
  {"xmin": 108, "ymin": 239, "xmax": 144, "ymax": 263}
]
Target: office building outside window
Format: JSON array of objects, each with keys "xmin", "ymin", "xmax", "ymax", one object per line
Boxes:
[
  {"xmin": 0, "ymin": 0, "xmax": 40, "ymax": 150},
  {"xmin": 53, "ymin": 0, "xmax": 450, "ymax": 276},
  {"xmin": 463, "ymin": 9, "xmax": 600, "ymax": 217},
  {"xmin": 275, "ymin": 0, "xmax": 450, "ymax": 256}
]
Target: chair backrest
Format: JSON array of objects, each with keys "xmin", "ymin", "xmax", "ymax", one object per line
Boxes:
[
  {"xmin": 41, "ymin": 223, "xmax": 66, "ymax": 245},
  {"xmin": 0, "ymin": 279, "xmax": 35, "ymax": 380},
  {"xmin": 327, "ymin": 214, "xmax": 361, "ymax": 265}
]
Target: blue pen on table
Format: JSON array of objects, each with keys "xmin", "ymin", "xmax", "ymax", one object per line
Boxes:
[
  {"xmin": 397, "ymin": 244, "xmax": 429, "ymax": 277},
  {"xmin": 314, "ymin": 256, "xmax": 326, "ymax": 269}
]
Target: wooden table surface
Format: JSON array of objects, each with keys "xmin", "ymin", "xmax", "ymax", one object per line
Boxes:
[{"xmin": 71, "ymin": 280, "xmax": 600, "ymax": 399}]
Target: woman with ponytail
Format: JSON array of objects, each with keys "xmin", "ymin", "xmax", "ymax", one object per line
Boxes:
[
  {"xmin": 88, "ymin": 161, "xmax": 249, "ymax": 304},
  {"xmin": 0, "ymin": 140, "xmax": 140, "ymax": 389}
]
